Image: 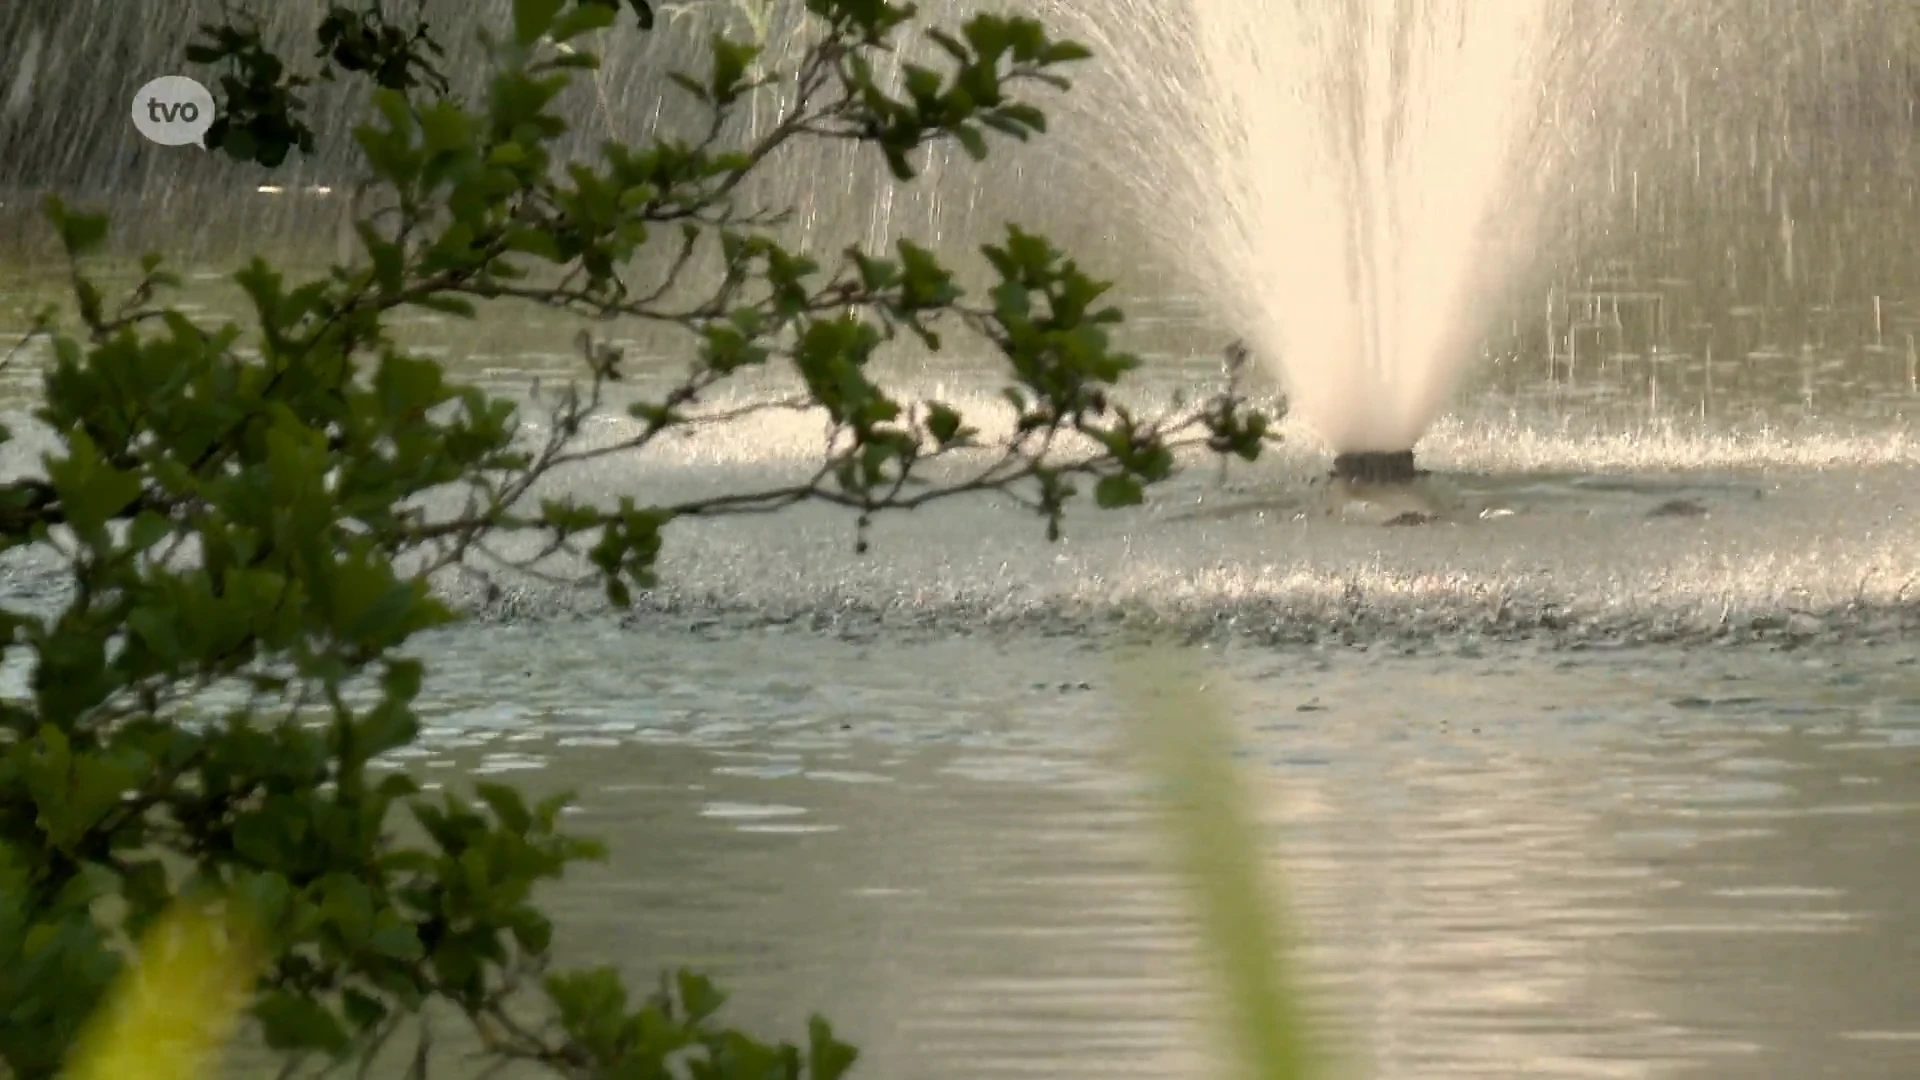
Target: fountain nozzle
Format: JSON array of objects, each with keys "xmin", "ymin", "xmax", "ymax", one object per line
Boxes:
[{"xmin": 1330, "ymin": 450, "xmax": 1424, "ymax": 485}]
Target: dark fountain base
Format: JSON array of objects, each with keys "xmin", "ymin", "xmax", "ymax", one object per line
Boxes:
[{"xmin": 1330, "ymin": 450, "xmax": 1426, "ymax": 484}]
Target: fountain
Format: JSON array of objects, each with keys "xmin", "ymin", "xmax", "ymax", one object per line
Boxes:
[{"xmin": 1048, "ymin": 1, "xmax": 1650, "ymax": 480}]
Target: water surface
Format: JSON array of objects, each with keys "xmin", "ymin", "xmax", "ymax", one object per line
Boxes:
[
  {"xmin": 385, "ymin": 624, "xmax": 1920, "ymax": 1079},
  {"xmin": 3, "ymin": 260, "xmax": 1918, "ymax": 1080}
]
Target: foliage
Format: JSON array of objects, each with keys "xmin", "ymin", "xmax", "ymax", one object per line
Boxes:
[{"xmin": 0, "ymin": 0, "xmax": 1276, "ymax": 1077}]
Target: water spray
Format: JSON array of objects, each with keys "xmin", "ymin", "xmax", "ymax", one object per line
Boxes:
[{"xmin": 1047, "ymin": 1, "xmax": 1635, "ymax": 466}]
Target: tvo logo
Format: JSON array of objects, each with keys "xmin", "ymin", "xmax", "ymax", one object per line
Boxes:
[{"xmin": 130, "ymin": 75, "xmax": 215, "ymax": 147}]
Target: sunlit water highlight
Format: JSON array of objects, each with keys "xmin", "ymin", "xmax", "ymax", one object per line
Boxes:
[
  {"xmin": 0, "ymin": 283, "xmax": 1913, "ymax": 648},
  {"xmin": 2, "ymin": 380, "xmax": 1913, "ymax": 651}
]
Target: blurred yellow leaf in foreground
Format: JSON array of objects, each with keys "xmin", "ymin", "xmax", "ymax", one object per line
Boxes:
[{"xmin": 61, "ymin": 902, "xmax": 263, "ymax": 1080}]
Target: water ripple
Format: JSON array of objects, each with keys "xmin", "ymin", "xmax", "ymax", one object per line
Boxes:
[{"xmin": 343, "ymin": 627, "xmax": 1920, "ymax": 1078}]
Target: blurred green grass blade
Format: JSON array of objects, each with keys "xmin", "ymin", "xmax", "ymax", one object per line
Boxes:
[{"xmin": 1119, "ymin": 649, "xmax": 1317, "ymax": 1080}]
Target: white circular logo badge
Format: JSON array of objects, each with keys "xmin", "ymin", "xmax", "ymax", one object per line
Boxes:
[{"xmin": 131, "ymin": 75, "xmax": 216, "ymax": 147}]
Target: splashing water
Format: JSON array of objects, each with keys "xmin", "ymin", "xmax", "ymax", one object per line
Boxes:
[
  {"xmin": 1051, "ymin": 1, "xmax": 1641, "ymax": 453},
  {"xmin": 1192, "ymin": 2, "xmax": 1566, "ymax": 451}
]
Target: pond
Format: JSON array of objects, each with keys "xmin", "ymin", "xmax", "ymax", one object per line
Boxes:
[
  {"xmin": 3, "ymin": 275, "xmax": 1918, "ymax": 1078},
  {"xmin": 390, "ymin": 622, "xmax": 1920, "ymax": 1079}
]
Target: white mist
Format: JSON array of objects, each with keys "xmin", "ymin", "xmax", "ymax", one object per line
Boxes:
[{"xmin": 1055, "ymin": 0, "xmax": 1624, "ymax": 453}]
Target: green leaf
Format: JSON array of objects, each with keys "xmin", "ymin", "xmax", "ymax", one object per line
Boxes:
[
  {"xmin": 254, "ymin": 991, "xmax": 351, "ymax": 1056},
  {"xmin": 221, "ymin": 125, "xmax": 260, "ymax": 164},
  {"xmin": 118, "ymin": 860, "xmax": 172, "ymax": 924},
  {"xmin": 508, "ymin": 909, "xmax": 553, "ymax": 954},
  {"xmin": 978, "ymin": 113, "xmax": 1034, "ymax": 140},
  {"xmin": 45, "ymin": 433, "xmax": 142, "ymax": 536},
  {"xmin": 1095, "ymin": 474, "xmax": 1144, "ymax": 509},
  {"xmin": 124, "ymin": 511, "xmax": 170, "ymax": 556},
  {"xmin": 808, "ymin": 1016, "xmax": 859, "ymax": 1080},
  {"xmin": 882, "ymin": 147, "xmax": 915, "ymax": 182},
  {"xmin": 925, "ymin": 29, "xmax": 971, "ymax": 62},
  {"xmin": 902, "ymin": 65, "xmax": 943, "ymax": 104},
  {"xmin": 709, "ymin": 36, "xmax": 760, "ymax": 105},
  {"xmin": 416, "ymin": 104, "xmax": 472, "ymax": 154},
  {"xmin": 953, "ymin": 123, "xmax": 988, "ymax": 161},
  {"xmin": 232, "ymin": 872, "xmax": 295, "ymax": 934},
  {"xmin": 963, "ymin": 15, "xmax": 1009, "ymax": 60},
  {"xmin": 548, "ymin": 0, "xmax": 618, "ymax": 43},
  {"xmin": 1044, "ymin": 40, "xmax": 1095, "ymax": 63},
  {"xmin": 341, "ymin": 988, "xmax": 388, "ymax": 1031},
  {"xmin": 543, "ymin": 966, "xmax": 630, "ymax": 1041},
  {"xmin": 514, "ymin": 0, "xmax": 567, "ymax": 46},
  {"xmin": 925, "ymin": 403, "xmax": 969, "ymax": 446},
  {"xmin": 676, "ymin": 968, "xmax": 727, "ymax": 1023},
  {"xmin": 45, "ymin": 198, "xmax": 110, "ymax": 256},
  {"xmin": 475, "ymin": 782, "xmax": 532, "ymax": 834},
  {"xmin": 366, "ymin": 920, "xmax": 424, "ymax": 962}
]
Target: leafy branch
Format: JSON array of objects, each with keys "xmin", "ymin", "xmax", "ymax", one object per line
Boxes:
[{"xmin": 0, "ymin": 2, "xmax": 1279, "ymax": 1079}]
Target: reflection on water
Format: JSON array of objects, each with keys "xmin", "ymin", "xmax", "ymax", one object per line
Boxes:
[{"xmin": 379, "ymin": 625, "xmax": 1920, "ymax": 1079}]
